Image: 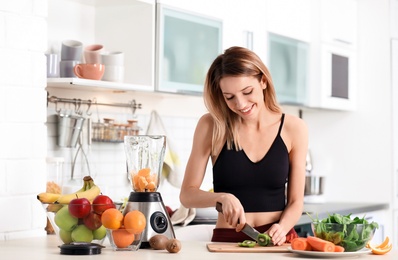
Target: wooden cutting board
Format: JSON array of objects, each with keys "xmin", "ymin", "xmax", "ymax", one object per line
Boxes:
[{"xmin": 207, "ymin": 243, "xmax": 290, "ymax": 253}]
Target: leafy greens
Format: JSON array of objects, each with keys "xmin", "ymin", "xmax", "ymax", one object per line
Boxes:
[{"xmin": 307, "ymin": 212, "xmax": 379, "ymax": 252}]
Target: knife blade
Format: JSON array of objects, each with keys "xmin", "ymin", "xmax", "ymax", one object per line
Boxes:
[{"xmin": 215, "ymin": 202, "xmax": 261, "ymax": 241}]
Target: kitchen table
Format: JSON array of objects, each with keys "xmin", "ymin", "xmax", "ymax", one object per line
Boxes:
[{"xmin": 0, "ymin": 235, "xmax": 396, "ymax": 259}]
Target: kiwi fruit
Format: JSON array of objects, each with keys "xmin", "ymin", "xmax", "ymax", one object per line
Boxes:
[
  {"xmin": 166, "ymin": 238, "xmax": 182, "ymax": 253},
  {"xmin": 149, "ymin": 234, "xmax": 169, "ymax": 250}
]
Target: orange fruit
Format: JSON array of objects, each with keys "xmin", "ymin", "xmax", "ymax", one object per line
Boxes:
[
  {"xmin": 369, "ymin": 243, "xmax": 392, "ymax": 255},
  {"xmin": 138, "ymin": 168, "xmax": 151, "ymax": 177},
  {"xmin": 368, "ymin": 238, "xmax": 393, "ymax": 255},
  {"xmin": 131, "ymin": 168, "xmax": 157, "ymax": 191},
  {"xmin": 124, "ymin": 210, "xmax": 146, "ymax": 234},
  {"xmin": 376, "ymin": 236, "xmax": 390, "ymax": 249},
  {"xmin": 111, "ymin": 228, "xmax": 135, "ymax": 248},
  {"xmin": 146, "ymin": 181, "xmax": 156, "ymax": 192},
  {"xmin": 101, "ymin": 208, "xmax": 123, "ymax": 229}
]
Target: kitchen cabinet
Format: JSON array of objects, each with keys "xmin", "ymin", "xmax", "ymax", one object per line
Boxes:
[
  {"xmin": 320, "ymin": 0, "xmax": 358, "ymax": 48},
  {"xmin": 265, "ymin": 0, "xmax": 313, "ymax": 43},
  {"xmin": 47, "ymin": 0, "xmax": 156, "ymax": 92},
  {"xmin": 155, "ymin": 4, "xmax": 222, "ymax": 94},
  {"xmin": 392, "ymin": 39, "xmax": 398, "ymax": 248},
  {"xmin": 306, "ymin": 0, "xmax": 357, "ymax": 111},
  {"xmin": 267, "ymin": 33, "xmax": 309, "ymax": 106},
  {"xmin": 392, "ymin": 0, "xmax": 398, "ymax": 39},
  {"xmin": 48, "ymin": 0, "xmax": 225, "ymax": 95},
  {"xmin": 394, "ymin": 210, "xmax": 398, "ymax": 248},
  {"xmin": 307, "ymin": 43, "xmax": 357, "ymax": 111}
]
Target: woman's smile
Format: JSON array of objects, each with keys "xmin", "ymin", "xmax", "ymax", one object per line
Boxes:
[{"xmin": 239, "ymin": 104, "xmax": 254, "ymax": 115}]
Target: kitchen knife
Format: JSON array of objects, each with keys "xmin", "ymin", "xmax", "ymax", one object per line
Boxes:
[{"xmin": 215, "ymin": 202, "xmax": 261, "ymax": 242}]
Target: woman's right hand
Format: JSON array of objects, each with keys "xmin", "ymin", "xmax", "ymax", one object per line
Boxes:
[{"xmin": 217, "ymin": 194, "xmax": 246, "ymax": 231}]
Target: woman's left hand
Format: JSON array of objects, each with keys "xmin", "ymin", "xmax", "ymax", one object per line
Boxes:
[{"xmin": 267, "ymin": 223, "xmax": 287, "ymax": 246}]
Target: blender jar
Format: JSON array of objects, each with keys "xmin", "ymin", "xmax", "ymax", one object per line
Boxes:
[
  {"xmin": 124, "ymin": 135, "xmax": 166, "ymax": 192},
  {"xmin": 46, "ymin": 157, "xmax": 64, "ymax": 194}
]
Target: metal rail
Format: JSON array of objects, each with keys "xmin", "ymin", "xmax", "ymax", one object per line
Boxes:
[{"xmin": 47, "ymin": 95, "xmax": 142, "ymax": 115}]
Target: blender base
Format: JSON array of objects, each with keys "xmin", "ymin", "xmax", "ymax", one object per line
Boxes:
[{"xmin": 123, "ymin": 192, "xmax": 175, "ymax": 248}]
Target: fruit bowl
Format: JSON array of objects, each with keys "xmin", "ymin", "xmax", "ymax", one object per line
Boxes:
[
  {"xmin": 43, "ymin": 201, "xmax": 122, "ymax": 245},
  {"xmin": 312, "ymin": 222, "xmax": 377, "ymax": 252},
  {"xmin": 106, "ymin": 228, "xmax": 143, "ymax": 251}
]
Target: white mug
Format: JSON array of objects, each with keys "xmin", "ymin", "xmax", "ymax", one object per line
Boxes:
[
  {"xmin": 102, "ymin": 65, "xmax": 124, "ymax": 82},
  {"xmin": 46, "ymin": 53, "xmax": 59, "ymax": 78},
  {"xmin": 101, "ymin": 51, "xmax": 124, "ymax": 66}
]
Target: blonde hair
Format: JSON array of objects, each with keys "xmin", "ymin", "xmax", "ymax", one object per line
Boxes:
[{"xmin": 203, "ymin": 46, "xmax": 282, "ymax": 156}]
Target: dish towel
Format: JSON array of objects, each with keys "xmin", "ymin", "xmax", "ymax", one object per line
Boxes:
[
  {"xmin": 146, "ymin": 110, "xmax": 183, "ymax": 188},
  {"xmin": 170, "ymin": 205, "xmax": 196, "ymax": 226}
]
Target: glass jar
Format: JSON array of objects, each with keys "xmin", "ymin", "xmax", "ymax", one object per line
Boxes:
[{"xmin": 103, "ymin": 118, "xmax": 115, "ymax": 141}]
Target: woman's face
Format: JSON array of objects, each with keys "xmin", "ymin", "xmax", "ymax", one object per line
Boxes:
[{"xmin": 219, "ymin": 75, "xmax": 266, "ymax": 118}]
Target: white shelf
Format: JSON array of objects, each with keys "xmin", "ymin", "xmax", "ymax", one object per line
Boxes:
[{"xmin": 46, "ymin": 78, "xmax": 153, "ymax": 92}]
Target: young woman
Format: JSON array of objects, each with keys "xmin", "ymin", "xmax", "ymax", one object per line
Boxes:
[{"xmin": 179, "ymin": 46, "xmax": 308, "ymax": 245}]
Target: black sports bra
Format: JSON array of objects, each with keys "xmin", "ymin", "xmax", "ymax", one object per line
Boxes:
[{"xmin": 213, "ymin": 114, "xmax": 289, "ymax": 212}]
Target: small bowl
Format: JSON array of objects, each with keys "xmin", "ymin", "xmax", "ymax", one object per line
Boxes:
[
  {"xmin": 106, "ymin": 228, "xmax": 143, "ymax": 251},
  {"xmin": 43, "ymin": 202, "xmax": 122, "ymax": 245},
  {"xmin": 312, "ymin": 222, "xmax": 377, "ymax": 252}
]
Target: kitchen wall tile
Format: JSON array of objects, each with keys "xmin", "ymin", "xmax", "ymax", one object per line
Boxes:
[
  {"xmin": 6, "ymin": 159, "xmax": 46, "ymax": 195},
  {"xmin": 32, "ymin": 52, "xmax": 47, "ymax": 87},
  {"xmin": 5, "ymin": 87, "xmax": 47, "ymax": 122},
  {"xmin": 0, "ymin": 123, "xmax": 46, "ymax": 159},
  {"xmin": 6, "ymin": 14, "xmax": 46, "ymax": 51},
  {"xmin": 0, "ymin": 160, "xmax": 6, "ymax": 196},
  {"xmin": 0, "ymin": 0, "xmax": 33, "ymax": 14},
  {"xmin": 0, "ymin": 90, "xmax": 5, "ymax": 121},
  {"xmin": 0, "ymin": 13, "xmax": 5, "ymax": 47},
  {"xmin": 0, "ymin": 50, "xmax": 33, "ymax": 86},
  {"xmin": 0, "ymin": 196, "xmax": 40, "ymax": 238},
  {"xmin": 32, "ymin": 0, "xmax": 48, "ymax": 18}
]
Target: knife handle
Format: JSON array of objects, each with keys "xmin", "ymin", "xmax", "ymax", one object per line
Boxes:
[{"xmin": 215, "ymin": 202, "xmax": 223, "ymax": 213}]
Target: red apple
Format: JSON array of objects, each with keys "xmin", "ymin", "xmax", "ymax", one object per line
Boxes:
[
  {"xmin": 83, "ymin": 211, "xmax": 102, "ymax": 230},
  {"xmin": 68, "ymin": 198, "xmax": 91, "ymax": 218},
  {"xmin": 92, "ymin": 195, "xmax": 115, "ymax": 214}
]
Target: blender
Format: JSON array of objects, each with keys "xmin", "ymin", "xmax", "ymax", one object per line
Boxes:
[{"xmin": 123, "ymin": 135, "xmax": 175, "ymax": 248}]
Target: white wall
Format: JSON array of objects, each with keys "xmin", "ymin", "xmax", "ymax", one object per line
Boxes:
[
  {"xmin": 303, "ymin": 0, "xmax": 392, "ymax": 204},
  {"xmin": 0, "ymin": 1, "xmax": 48, "ymax": 239},
  {"xmin": 0, "ymin": 0, "xmax": 394, "ymax": 240}
]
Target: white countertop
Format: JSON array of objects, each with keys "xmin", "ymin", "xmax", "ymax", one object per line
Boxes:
[{"xmin": 0, "ymin": 235, "xmax": 396, "ymax": 260}]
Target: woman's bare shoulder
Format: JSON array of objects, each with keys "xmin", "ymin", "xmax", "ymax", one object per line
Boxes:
[
  {"xmin": 283, "ymin": 113, "xmax": 308, "ymax": 135},
  {"xmin": 196, "ymin": 113, "xmax": 214, "ymax": 130}
]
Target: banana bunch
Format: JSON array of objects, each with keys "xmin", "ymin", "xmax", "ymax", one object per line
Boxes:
[{"xmin": 37, "ymin": 176, "xmax": 101, "ymax": 204}]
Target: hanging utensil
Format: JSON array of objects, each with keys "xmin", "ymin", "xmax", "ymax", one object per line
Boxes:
[{"xmin": 305, "ymin": 150, "xmax": 313, "ymax": 174}]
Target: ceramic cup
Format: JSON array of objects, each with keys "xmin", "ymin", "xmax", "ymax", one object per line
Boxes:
[
  {"xmin": 61, "ymin": 40, "xmax": 83, "ymax": 61},
  {"xmin": 84, "ymin": 44, "xmax": 104, "ymax": 64},
  {"xmin": 74, "ymin": 63, "xmax": 105, "ymax": 80},
  {"xmin": 60, "ymin": 60, "xmax": 80, "ymax": 77},
  {"xmin": 101, "ymin": 65, "xmax": 124, "ymax": 82},
  {"xmin": 46, "ymin": 53, "xmax": 59, "ymax": 78},
  {"xmin": 101, "ymin": 51, "xmax": 124, "ymax": 66}
]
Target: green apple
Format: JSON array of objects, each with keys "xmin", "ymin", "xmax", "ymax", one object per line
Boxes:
[
  {"xmin": 54, "ymin": 206, "xmax": 78, "ymax": 231},
  {"xmin": 71, "ymin": 224, "xmax": 94, "ymax": 243},
  {"xmin": 59, "ymin": 229, "xmax": 73, "ymax": 244},
  {"xmin": 92, "ymin": 225, "xmax": 106, "ymax": 240}
]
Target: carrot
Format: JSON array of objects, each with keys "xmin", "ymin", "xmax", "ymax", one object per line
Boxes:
[
  {"xmin": 291, "ymin": 237, "xmax": 312, "ymax": 251},
  {"xmin": 334, "ymin": 245, "xmax": 345, "ymax": 252},
  {"xmin": 306, "ymin": 236, "xmax": 336, "ymax": 252}
]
